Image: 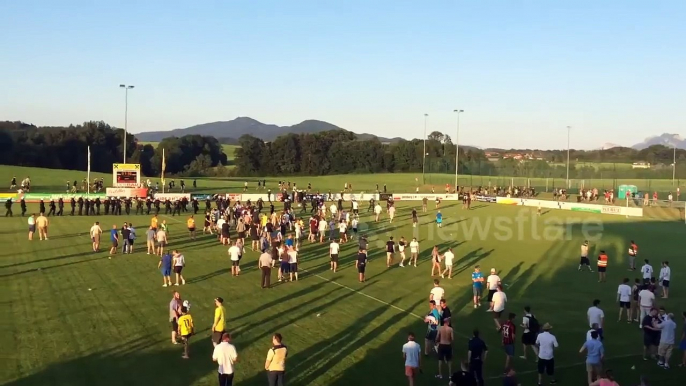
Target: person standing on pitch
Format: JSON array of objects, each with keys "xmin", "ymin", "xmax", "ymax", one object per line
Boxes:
[
  {"xmin": 265, "ymin": 333, "xmax": 288, "ymax": 386},
  {"xmin": 435, "ymin": 318, "xmax": 454, "ymax": 380},
  {"xmin": 628, "ymin": 240, "xmax": 638, "ymax": 271},
  {"xmin": 356, "ymin": 248, "xmax": 368, "ymax": 283},
  {"xmin": 579, "ymin": 240, "xmax": 593, "ymax": 272},
  {"xmin": 211, "ymin": 297, "xmax": 226, "ymax": 347},
  {"xmin": 169, "ymin": 291, "xmax": 183, "ymax": 344},
  {"xmin": 402, "ymin": 332, "xmax": 422, "ymax": 386},
  {"xmin": 258, "ymin": 249, "xmax": 273, "ymax": 289},
  {"xmin": 213, "ymin": 333, "xmax": 238, "ymax": 385},
  {"xmin": 177, "ymin": 306, "xmax": 194, "ymax": 359},
  {"xmin": 597, "ymin": 250, "xmax": 608, "ymax": 283}
]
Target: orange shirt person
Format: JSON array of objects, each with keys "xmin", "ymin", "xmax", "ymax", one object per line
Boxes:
[{"xmin": 597, "ymin": 251, "xmax": 608, "ymax": 283}]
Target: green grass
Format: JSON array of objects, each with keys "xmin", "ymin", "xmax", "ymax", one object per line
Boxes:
[{"xmin": 1, "ymin": 174, "xmax": 685, "ymax": 385}]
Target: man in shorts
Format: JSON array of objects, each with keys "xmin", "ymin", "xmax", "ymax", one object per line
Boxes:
[
  {"xmin": 471, "ymin": 266, "xmax": 484, "ymax": 308},
  {"xmin": 158, "ymin": 252, "xmax": 173, "ymax": 287},
  {"xmin": 211, "ymin": 297, "xmax": 226, "ymax": 347},
  {"xmin": 109, "ymin": 225, "xmax": 119, "ymax": 255},
  {"xmin": 157, "ymin": 227, "xmax": 168, "ymax": 256},
  {"xmin": 402, "ymin": 332, "xmax": 422, "ymax": 386},
  {"xmin": 435, "ymin": 318, "xmax": 453, "ymax": 379},
  {"xmin": 329, "ymin": 239, "xmax": 340, "ymax": 273},
  {"xmin": 579, "ymin": 240, "xmax": 593, "ymax": 272},
  {"xmin": 169, "ymin": 291, "xmax": 182, "ymax": 344},
  {"xmin": 27, "ymin": 214, "xmax": 36, "ymax": 240}
]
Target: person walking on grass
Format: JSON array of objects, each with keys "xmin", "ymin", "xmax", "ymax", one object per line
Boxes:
[
  {"xmin": 597, "ymin": 250, "xmax": 608, "ymax": 282},
  {"xmin": 329, "ymin": 239, "xmax": 340, "ymax": 273},
  {"xmin": 617, "ymin": 278, "xmax": 633, "ymax": 322},
  {"xmin": 211, "ymin": 297, "xmax": 226, "ymax": 348},
  {"xmin": 536, "ymin": 323, "xmax": 558, "ymax": 386},
  {"xmin": 499, "ymin": 312, "xmax": 517, "ymax": 371},
  {"xmin": 424, "ymin": 300, "xmax": 441, "ymax": 356},
  {"xmin": 177, "ymin": 306, "xmax": 194, "ymax": 359},
  {"xmin": 109, "ymin": 224, "xmax": 119, "ymax": 256},
  {"xmin": 402, "ymin": 332, "xmax": 422, "ymax": 386},
  {"xmin": 228, "ymin": 241, "xmax": 241, "ymax": 277},
  {"xmin": 90, "ymin": 221, "xmax": 102, "ymax": 252},
  {"xmin": 467, "ymin": 329, "xmax": 487, "ymax": 385},
  {"xmin": 158, "ymin": 252, "xmax": 173, "ymax": 287},
  {"xmin": 356, "ymin": 248, "xmax": 367, "ymax": 282},
  {"xmin": 471, "ymin": 265, "xmax": 484, "ymax": 309},
  {"xmin": 587, "ymin": 299, "xmax": 605, "ymax": 341},
  {"xmin": 265, "ymin": 333, "xmax": 288, "ymax": 386},
  {"xmin": 213, "ymin": 332, "xmax": 238, "ymax": 386},
  {"xmin": 169, "ymin": 291, "xmax": 182, "ymax": 345},
  {"xmin": 435, "ymin": 318, "xmax": 453, "ymax": 380},
  {"xmin": 27, "ymin": 214, "xmax": 36, "ymax": 240},
  {"xmin": 655, "ymin": 312, "xmax": 677, "ymax": 369},
  {"xmin": 156, "ymin": 226, "xmax": 168, "ymax": 256},
  {"xmin": 430, "ymin": 246, "xmax": 442, "ymax": 277},
  {"xmin": 520, "ymin": 306, "xmax": 540, "ymax": 360},
  {"xmin": 146, "ymin": 226, "xmax": 156, "ymax": 255},
  {"xmin": 441, "ymin": 248, "xmax": 455, "ymax": 279},
  {"xmin": 659, "ymin": 261, "xmax": 671, "ymax": 299},
  {"xmin": 172, "ymin": 250, "xmax": 186, "ymax": 286},
  {"xmin": 258, "ymin": 249, "xmax": 273, "ymax": 289},
  {"xmin": 579, "ymin": 330, "xmax": 604, "ymax": 385}
]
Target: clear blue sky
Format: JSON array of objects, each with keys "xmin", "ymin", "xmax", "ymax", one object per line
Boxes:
[{"xmin": 1, "ymin": 0, "xmax": 685, "ymax": 149}]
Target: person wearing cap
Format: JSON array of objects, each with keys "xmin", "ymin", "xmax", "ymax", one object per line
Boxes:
[
  {"xmin": 212, "ymin": 332, "xmax": 238, "ymax": 386},
  {"xmin": 212, "ymin": 297, "xmax": 226, "ymax": 347},
  {"xmin": 535, "ymin": 323, "xmax": 558, "ymax": 385},
  {"xmin": 486, "ymin": 268, "xmax": 501, "ymax": 312},
  {"xmin": 579, "ymin": 241, "xmax": 593, "ymax": 272}
]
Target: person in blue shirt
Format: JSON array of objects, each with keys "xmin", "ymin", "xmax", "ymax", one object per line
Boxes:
[
  {"xmin": 284, "ymin": 234, "xmax": 294, "ymax": 249},
  {"xmin": 435, "ymin": 210, "xmax": 443, "ymax": 228},
  {"xmin": 109, "ymin": 225, "xmax": 119, "ymax": 256},
  {"xmin": 157, "ymin": 252, "xmax": 173, "ymax": 287},
  {"xmin": 425, "ymin": 300, "xmax": 442, "ymax": 355},
  {"xmin": 471, "ymin": 266, "xmax": 484, "ymax": 309},
  {"xmin": 579, "ymin": 330, "xmax": 604, "ymax": 385}
]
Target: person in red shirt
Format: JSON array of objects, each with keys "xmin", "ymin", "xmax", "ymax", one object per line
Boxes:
[{"xmin": 499, "ymin": 312, "xmax": 517, "ymax": 371}]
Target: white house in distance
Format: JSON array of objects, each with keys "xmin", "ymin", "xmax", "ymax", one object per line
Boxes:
[{"xmin": 631, "ymin": 162, "xmax": 651, "ymax": 169}]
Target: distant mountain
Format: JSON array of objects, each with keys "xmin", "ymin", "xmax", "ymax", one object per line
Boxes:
[
  {"xmin": 134, "ymin": 117, "xmax": 403, "ymax": 144},
  {"xmin": 599, "ymin": 143, "xmax": 621, "ymax": 150},
  {"xmin": 632, "ymin": 133, "xmax": 686, "ymax": 150}
]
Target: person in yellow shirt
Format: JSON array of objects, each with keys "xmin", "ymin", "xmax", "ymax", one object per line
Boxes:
[
  {"xmin": 177, "ymin": 306, "xmax": 194, "ymax": 359},
  {"xmin": 150, "ymin": 215, "xmax": 159, "ymax": 231},
  {"xmin": 212, "ymin": 297, "xmax": 226, "ymax": 347},
  {"xmin": 187, "ymin": 215, "xmax": 196, "ymax": 240},
  {"xmin": 265, "ymin": 333, "xmax": 288, "ymax": 385}
]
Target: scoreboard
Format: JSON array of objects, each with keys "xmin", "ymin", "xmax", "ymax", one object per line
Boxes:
[{"xmin": 112, "ymin": 163, "xmax": 141, "ymax": 187}]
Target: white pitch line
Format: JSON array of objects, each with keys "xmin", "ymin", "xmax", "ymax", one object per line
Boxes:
[{"xmin": 300, "ymin": 267, "xmax": 425, "ymax": 320}]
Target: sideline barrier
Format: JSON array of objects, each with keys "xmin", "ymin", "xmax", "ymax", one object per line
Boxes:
[
  {"xmin": 190, "ymin": 193, "xmax": 213, "ymax": 201},
  {"xmin": 392, "ymin": 193, "xmax": 460, "ymax": 201},
  {"xmin": 154, "ymin": 193, "xmax": 191, "ymax": 201},
  {"xmin": 495, "ymin": 197, "xmax": 644, "ymax": 217},
  {"xmin": 0, "ymin": 193, "xmax": 18, "ymax": 201}
]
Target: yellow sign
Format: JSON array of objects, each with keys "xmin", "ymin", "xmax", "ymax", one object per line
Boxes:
[
  {"xmin": 113, "ymin": 163, "xmax": 141, "ymax": 170},
  {"xmin": 0, "ymin": 193, "xmax": 17, "ymax": 200}
]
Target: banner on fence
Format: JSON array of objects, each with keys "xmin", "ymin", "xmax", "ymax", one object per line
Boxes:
[
  {"xmin": 494, "ymin": 197, "xmax": 643, "ymax": 217},
  {"xmin": 190, "ymin": 193, "xmax": 214, "ymax": 201},
  {"xmin": 21, "ymin": 192, "xmax": 106, "ymax": 203},
  {"xmin": 106, "ymin": 187, "xmax": 148, "ymax": 198},
  {"xmin": 392, "ymin": 193, "xmax": 460, "ymax": 201},
  {"xmin": 379, "ymin": 193, "xmax": 393, "ymax": 201},
  {"xmin": 474, "ymin": 195, "xmax": 497, "ymax": 203},
  {"xmin": 0, "ymin": 193, "xmax": 18, "ymax": 201},
  {"xmin": 154, "ymin": 193, "xmax": 191, "ymax": 201}
]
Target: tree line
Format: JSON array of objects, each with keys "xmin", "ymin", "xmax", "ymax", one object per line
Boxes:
[{"xmin": 0, "ymin": 121, "xmax": 227, "ymax": 176}]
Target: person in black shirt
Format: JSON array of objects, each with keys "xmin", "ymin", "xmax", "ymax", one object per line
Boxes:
[
  {"xmin": 502, "ymin": 367, "xmax": 519, "ymax": 386},
  {"xmin": 467, "ymin": 329, "xmax": 487, "ymax": 385},
  {"xmin": 386, "ymin": 237, "xmax": 395, "ymax": 268},
  {"xmin": 449, "ymin": 361, "xmax": 477, "ymax": 386},
  {"xmin": 642, "ymin": 307, "xmax": 661, "ymax": 360},
  {"xmin": 47, "ymin": 200, "xmax": 56, "ymax": 216},
  {"xmin": 57, "ymin": 198, "xmax": 64, "ymax": 216},
  {"xmin": 20, "ymin": 198, "xmax": 26, "ymax": 216},
  {"xmin": 70, "ymin": 197, "xmax": 76, "ymax": 215},
  {"xmin": 412, "ymin": 208, "xmax": 418, "ymax": 227},
  {"xmin": 121, "ymin": 224, "xmax": 131, "ymax": 254},
  {"xmin": 39, "ymin": 199, "xmax": 46, "ymax": 214},
  {"xmin": 358, "ymin": 235, "xmax": 368, "ymax": 251},
  {"xmin": 4, "ymin": 199, "xmax": 12, "ymax": 217},
  {"xmin": 439, "ymin": 299, "xmax": 452, "ymax": 327},
  {"xmin": 356, "ymin": 248, "xmax": 367, "ymax": 282}
]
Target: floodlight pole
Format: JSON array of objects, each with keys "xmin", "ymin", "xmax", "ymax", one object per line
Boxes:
[
  {"xmin": 453, "ymin": 109, "xmax": 464, "ymax": 189},
  {"xmin": 120, "ymin": 84, "xmax": 134, "ymax": 163},
  {"xmin": 566, "ymin": 126, "xmax": 571, "ymax": 188},
  {"xmin": 673, "ymin": 145, "xmax": 676, "ymax": 185},
  {"xmin": 422, "ymin": 113, "xmax": 428, "ymax": 184}
]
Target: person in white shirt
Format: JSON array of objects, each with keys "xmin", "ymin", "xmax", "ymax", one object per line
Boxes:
[
  {"xmin": 656, "ymin": 313, "xmax": 677, "ymax": 368},
  {"xmin": 430, "ymin": 279, "xmax": 445, "ymax": 305},
  {"xmin": 388, "ymin": 205, "xmax": 396, "ymax": 223},
  {"xmin": 409, "ymin": 238, "xmax": 419, "ymax": 267},
  {"xmin": 441, "ymin": 248, "xmax": 455, "ymax": 279},
  {"xmin": 659, "ymin": 261, "xmax": 671, "ymax": 299},
  {"xmin": 617, "ymin": 278, "xmax": 633, "ymax": 322},
  {"xmin": 89, "ymin": 221, "xmax": 103, "ymax": 252},
  {"xmin": 486, "ymin": 268, "xmax": 501, "ymax": 311},
  {"xmin": 212, "ymin": 332, "xmax": 238, "ymax": 385},
  {"xmin": 641, "ymin": 259, "xmax": 654, "ymax": 284},
  {"xmin": 638, "ymin": 287, "xmax": 656, "ymax": 325},
  {"xmin": 216, "ymin": 217, "xmax": 226, "ymax": 243},
  {"xmin": 535, "ymin": 323, "xmax": 559, "ymax": 385},
  {"xmin": 329, "ymin": 204, "xmax": 337, "ymax": 219},
  {"xmin": 329, "ymin": 240, "xmax": 340, "ymax": 273},
  {"xmin": 338, "ymin": 220, "xmax": 347, "ymax": 243},
  {"xmin": 317, "ymin": 218, "xmax": 327, "ymax": 243},
  {"xmin": 587, "ymin": 299, "xmax": 605, "ymax": 340},
  {"xmin": 374, "ymin": 204, "xmax": 382, "ymax": 222},
  {"xmin": 287, "ymin": 248, "xmax": 298, "ymax": 281},
  {"xmin": 586, "ymin": 323, "xmax": 600, "ymax": 341},
  {"xmin": 172, "ymin": 250, "xmax": 186, "ymax": 286},
  {"xmin": 398, "ymin": 236, "xmax": 407, "ymax": 267},
  {"xmin": 228, "ymin": 241, "xmax": 241, "ymax": 277},
  {"xmin": 402, "ymin": 332, "xmax": 422, "ymax": 386},
  {"xmin": 491, "ymin": 285, "xmax": 507, "ymax": 327}
]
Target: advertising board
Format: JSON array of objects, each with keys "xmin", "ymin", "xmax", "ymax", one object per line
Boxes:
[
  {"xmin": 154, "ymin": 193, "xmax": 191, "ymax": 201},
  {"xmin": 106, "ymin": 187, "xmax": 148, "ymax": 198}
]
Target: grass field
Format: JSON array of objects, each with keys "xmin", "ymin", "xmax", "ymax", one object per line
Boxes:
[{"xmin": 2, "ymin": 166, "xmax": 685, "ymax": 385}]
